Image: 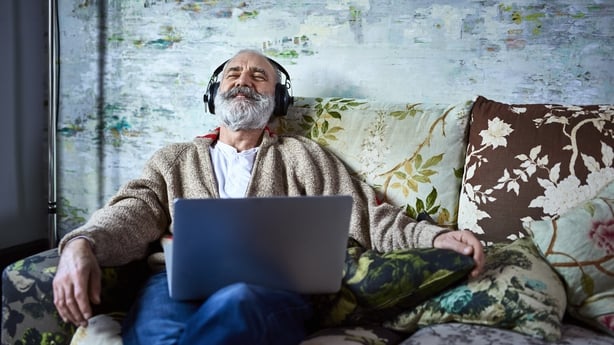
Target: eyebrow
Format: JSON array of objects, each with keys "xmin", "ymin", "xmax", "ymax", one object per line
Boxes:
[{"xmin": 225, "ymin": 66, "xmax": 268, "ymax": 77}]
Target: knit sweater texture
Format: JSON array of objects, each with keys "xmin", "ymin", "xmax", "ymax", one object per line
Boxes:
[{"xmin": 59, "ymin": 129, "xmax": 448, "ymax": 267}]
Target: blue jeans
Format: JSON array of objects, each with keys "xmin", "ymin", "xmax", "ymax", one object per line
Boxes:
[{"xmin": 122, "ymin": 271, "xmax": 314, "ymax": 345}]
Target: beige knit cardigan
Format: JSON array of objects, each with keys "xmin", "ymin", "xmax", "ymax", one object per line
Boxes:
[{"xmin": 59, "ymin": 129, "xmax": 447, "ymax": 267}]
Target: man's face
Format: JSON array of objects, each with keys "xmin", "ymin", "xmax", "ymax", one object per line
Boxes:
[
  {"xmin": 218, "ymin": 52, "xmax": 277, "ymax": 96},
  {"xmin": 214, "ymin": 52, "xmax": 277, "ymax": 131}
]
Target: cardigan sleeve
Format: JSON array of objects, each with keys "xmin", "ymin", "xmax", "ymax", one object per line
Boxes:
[{"xmin": 58, "ymin": 147, "xmax": 176, "ymax": 266}]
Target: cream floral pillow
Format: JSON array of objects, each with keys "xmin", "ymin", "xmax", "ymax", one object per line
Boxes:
[
  {"xmin": 458, "ymin": 96, "xmax": 614, "ymax": 244},
  {"xmin": 524, "ymin": 181, "xmax": 614, "ymax": 336},
  {"xmin": 275, "ymin": 97, "xmax": 473, "ymax": 226},
  {"xmin": 70, "ymin": 314, "xmax": 123, "ymax": 345}
]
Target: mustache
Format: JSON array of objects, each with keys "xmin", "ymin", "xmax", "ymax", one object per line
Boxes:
[{"xmin": 222, "ymin": 86, "xmax": 263, "ymax": 101}]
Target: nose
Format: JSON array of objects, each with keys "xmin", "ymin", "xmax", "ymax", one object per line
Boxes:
[{"xmin": 234, "ymin": 71, "xmax": 252, "ymax": 88}]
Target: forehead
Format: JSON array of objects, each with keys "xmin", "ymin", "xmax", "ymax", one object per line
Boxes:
[{"xmin": 224, "ymin": 52, "xmax": 275, "ymax": 75}]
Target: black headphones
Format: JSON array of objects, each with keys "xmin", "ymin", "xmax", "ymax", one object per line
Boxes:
[{"xmin": 203, "ymin": 57, "xmax": 293, "ymax": 116}]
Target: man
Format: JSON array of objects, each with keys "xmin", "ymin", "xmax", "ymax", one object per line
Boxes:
[{"xmin": 53, "ymin": 49, "xmax": 484, "ymax": 345}]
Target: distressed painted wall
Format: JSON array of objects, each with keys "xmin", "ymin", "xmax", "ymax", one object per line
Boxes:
[{"xmin": 57, "ymin": 0, "xmax": 614, "ymax": 236}]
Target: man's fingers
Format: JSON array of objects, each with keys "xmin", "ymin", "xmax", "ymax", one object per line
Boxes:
[
  {"xmin": 74, "ymin": 282, "xmax": 93, "ymax": 322},
  {"xmin": 53, "ymin": 259, "xmax": 96, "ymax": 326},
  {"xmin": 65, "ymin": 292, "xmax": 87, "ymax": 326},
  {"xmin": 53, "ymin": 284, "xmax": 70, "ymax": 323},
  {"xmin": 52, "ymin": 238, "xmax": 101, "ymax": 327},
  {"xmin": 434, "ymin": 230, "xmax": 486, "ymax": 278},
  {"xmin": 54, "ymin": 284, "xmax": 82, "ymax": 325},
  {"xmin": 89, "ymin": 266, "xmax": 102, "ymax": 305}
]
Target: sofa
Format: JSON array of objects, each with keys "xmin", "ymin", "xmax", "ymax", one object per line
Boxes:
[{"xmin": 2, "ymin": 95, "xmax": 613, "ymax": 345}]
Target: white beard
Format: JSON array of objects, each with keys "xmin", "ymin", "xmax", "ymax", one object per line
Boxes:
[{"xmin": 214, "ymin": 86, "xmax": 275, "ymax": 131}]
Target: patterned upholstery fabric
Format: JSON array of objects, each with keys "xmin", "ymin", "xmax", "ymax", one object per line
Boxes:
[
  {"xmin": 525, "ymin": 181, "xmax": 614, "ymax": 336},
  {"xmin": 2, "ymin": 249, "xmax": 73, "ymax": 344},
  {"xmin": 386, "ymin": 238, "xmax": 567, "ymax": 341},
  {"xmin": 2, "ymin": 249, "xmax": 148, "ymax": 345},
  {"xmin": 400, "ymin": 322, "xmax": 613, "ymax": 345},
  {"xmin": 458, "ymin": 96, "xmax": 614, "ymax": 244},
  {"xmin": 273, "ymin": 97, "xmax": 474, "ymax": 225}
]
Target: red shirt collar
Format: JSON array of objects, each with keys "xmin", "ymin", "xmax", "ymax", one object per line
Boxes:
[{"xmin": 197, "ymin": 126, "xmax": 275, "ymax": 140}]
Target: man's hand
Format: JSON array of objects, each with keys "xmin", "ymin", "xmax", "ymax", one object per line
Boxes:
[
  {"xmin": 433, "ymin": 230, "xmax": 485, "ymax": 278},
  {"xmin": 52, "ymin": 238, "xmax": 101, "ymax": 327}
]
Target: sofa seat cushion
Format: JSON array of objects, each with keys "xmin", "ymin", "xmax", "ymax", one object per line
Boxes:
[
  {"xmin": 301, "ymin": 326, "xmax": 404, "ymax": 344},
  {"xmin": 524, "ymin": 180, "xmax": 614, "ymax": 337},
  {"xmin": 399, "ymin": 322, "xmax": 614, "ymax": 345}
]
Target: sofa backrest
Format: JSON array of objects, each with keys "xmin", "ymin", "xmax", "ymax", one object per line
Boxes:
[{"xmin": 271, "ymin": 97, "xmax": 475, "ymax": 227}]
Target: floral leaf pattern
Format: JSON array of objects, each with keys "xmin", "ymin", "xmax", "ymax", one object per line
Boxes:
[
  {"xmin": 524, "ymin": 181, "xmax": 614, "ymax": 337},
  {"xmin": 1, "ymin": 249, "xmax": 147, "ymax": 344},
  {"xmin": 385, "ymin": 238, "xmax": 568, "ymax": 342},
  {"xmin": 310, "ymin": 242, "xmax": 474, "ymax": 328},
  {"xmin": 1, "ymin": 249, "xmax": 76, "ymax": 344},
  {"xmin": 276, "ymin": 97, "xmax": 473, "ymax": 226},
  {"xmin": 459, "ymin": 96, "xmax": 614, "ymax": 245}
]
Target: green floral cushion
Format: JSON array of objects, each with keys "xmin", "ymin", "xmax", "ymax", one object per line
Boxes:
[
  {"xmin": 524, "ymin": 180, "xmax": 614, "ymax": 336},
  {"xmin": 312, "ymin": 239, "xmax": 475, "ymax": 327},
  {"xmin": 384, "ymin": 238, "xmax": 567, "ymax": 341}
]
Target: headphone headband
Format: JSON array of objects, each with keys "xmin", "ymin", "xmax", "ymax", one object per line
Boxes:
[{"xmin": 203, "ymin": 56, "xmax": 293, "ymax": 116}]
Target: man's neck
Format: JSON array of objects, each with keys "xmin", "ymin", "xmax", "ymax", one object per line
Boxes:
[{"xmin": 218, "ymin": 126, "xmax": 265, "ymax": 152}]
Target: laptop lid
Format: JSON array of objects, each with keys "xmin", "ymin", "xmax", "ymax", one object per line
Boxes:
[{"xmin": 167, "ymin": 195, "xmax": 353, "ymax": 300}]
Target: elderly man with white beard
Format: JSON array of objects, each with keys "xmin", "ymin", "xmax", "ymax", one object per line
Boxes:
[{"xmin": 52, "ymin": 49, "xmax": 484, "ymax": 345}]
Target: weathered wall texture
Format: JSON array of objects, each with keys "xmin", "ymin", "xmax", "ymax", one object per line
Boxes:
[{"xmin": 57, "ymin": 0, "xmax": 613, "ymax": 235}]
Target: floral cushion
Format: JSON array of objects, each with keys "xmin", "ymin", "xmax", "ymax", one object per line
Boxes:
[
  {"xmin": 524, "ymin": 180, "xmax": 614, "ymax": 336},
  {"xmin": 274, "ymin": 97, "xmax": 474, "ymax": 225},
  {"xmin": 69, "ymin": 314, "xmax": 123, "ymax": 345},
  {"xmin": 312, "ymin": 240, "xmax": 475, "ymax": 327},
  {"xmin": 384, "ymin": 238, "xmax": 567, "ymax": 341},
  {"xmin": 458, "ymin": 96, "xmax": 614, "ymax": 244}
]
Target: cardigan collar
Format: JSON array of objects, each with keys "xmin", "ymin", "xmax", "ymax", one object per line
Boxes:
[{"xmin": 196, "ymin": 126, "xmax": 278, "ymax": 149}]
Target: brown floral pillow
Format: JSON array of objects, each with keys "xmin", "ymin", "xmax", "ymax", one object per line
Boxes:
[{"xmin": 458, "ymin": 96, "xmax": 614, "ymax": 244}]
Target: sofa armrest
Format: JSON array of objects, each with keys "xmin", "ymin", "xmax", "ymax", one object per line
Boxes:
[
  {"xmin": 2, "ymin": 248, "xmax": 74, "ymax": 344},
  {"xmin": 2, "ymin": 248, "xmax": 149, "ymax": 345}
]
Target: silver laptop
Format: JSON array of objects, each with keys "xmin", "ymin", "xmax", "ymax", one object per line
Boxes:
[{"xmin": 164, "ymin": 195, "xmax": 353, "ymax": 300}]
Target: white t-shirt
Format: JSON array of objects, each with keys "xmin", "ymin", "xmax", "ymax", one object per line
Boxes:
[{"xmin": 209, "ymin": 141, "xmax": 258, "ymax": 198}]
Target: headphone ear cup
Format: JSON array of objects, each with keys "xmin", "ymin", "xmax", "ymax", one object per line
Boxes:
[
  {"xmin": 274, "ymin": 83, "xmax": 292, "ymax": 116},
  {"xmin": 206, "ymin": 82, "xmax": 220, "ymax": 114}
]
